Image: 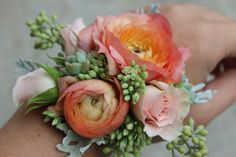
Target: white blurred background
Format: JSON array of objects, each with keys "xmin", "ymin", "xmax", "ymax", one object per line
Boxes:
[{"xmin": 0, "ymin": 0, "xmax": 235, "ymax": 156}]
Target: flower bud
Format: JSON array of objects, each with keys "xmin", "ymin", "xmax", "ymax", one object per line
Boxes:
[
  {"xmin": 188, "ymin": 118, "xmax": 195, "ymax": 127},
  {"xmin": 132, "ymin": 92, "xmax": 140, "ymax": 104},
  {"xmin": 124, "ymin": 95, "xmax": 131, "ymax": 101},
  {"xmin": 122, "ymin": 83, "xmax": 129, "ymax": 89},
  {"xmin": 201, "ymin": 148, "xmax": 209, "ymax": 155},
  {"xmin": 182, "ymin": 127, "xmax": 193, "ymax": 137},
  {"xmin": 88, "ymin": 70, "xmax": 97, "ymax": 78},
  {"xmin": 166, "ymin": 143, "xmax": 174, "ymax": 150},
  {"xmin": 177, "ymin": 146, "xmax": 187, "ymax": 154},
  {"xmin": 123, "ymin": 129, "xmax": 129, "ymax": 136},
  {"xmin": 194, "ymin": 151, "xmax": 202, "ymax": 157},
  {"xmin": 128, "ymin": 86, "xmax": 134, "ymax": 92},
  {"xmin": 198, "ymin": 141, "xmax": 206, "ymax": 149},
  {"xmin": 123, "ymin": 89, "xmax": 129, "ymax": 95},
  {"xmin": 103, "ymin": 147, "xmax": 113, "ymax": 154},
  {"xmin": 192, "ymin": 137, "xmax": 199, "ymax": 144},
  {"xmin": 199, "ymin": 129, "xmax": 208, "ymax": 136},
  {"xmin": 126, "ymin": 123, "xmax": 134, "ymax": 130}
]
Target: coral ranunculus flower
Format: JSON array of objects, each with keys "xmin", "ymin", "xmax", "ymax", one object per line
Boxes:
[
  {"xmin": 59, "ymin": 79, "xmax": 129, "ymax": 138},
  {"xmin": 79, "ymin": 13, "xmax": 190, "ymax": 82}
]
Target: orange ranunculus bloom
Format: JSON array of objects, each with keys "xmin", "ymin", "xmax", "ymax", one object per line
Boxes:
[
  {"xmin": 79, "ymin": 13, "xmax": 190, "ymax": 82},
  {"xmin": 58, "ymin": 79, "xmax": 129, "ymax": 138}
]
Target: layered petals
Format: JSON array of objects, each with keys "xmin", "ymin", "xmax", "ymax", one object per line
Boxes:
[
  {"xmin": 133, "ymin": 81, "xmax": 190, "ymax": 141},
  {"xmin": 79, "ymin": 12, "xmax": 191, "ymax": 82},
  {"xmin": 59, "ymin": 79, "xmax": 129, "ymax": 138}
]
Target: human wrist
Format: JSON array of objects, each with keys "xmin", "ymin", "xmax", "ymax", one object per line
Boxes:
[
  {"xmin": 225, "ymin": 22, "xmax": 236, "ymax": 57},
  {"xmin": 0, "ymin": 106, "xmax": 66, "ymax": 157}
]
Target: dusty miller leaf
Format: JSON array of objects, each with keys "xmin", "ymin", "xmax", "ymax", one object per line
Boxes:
[
  {"xmin": 56, "ymin": 130, "xmax": 105, "ymax": 157},
  {"xmin": 15, "ymin": 59, "xmax": 38, "ymax": 74},
  {"xmin": 175, "ymin": 74, "xmax": 216, "ymax": 104}
]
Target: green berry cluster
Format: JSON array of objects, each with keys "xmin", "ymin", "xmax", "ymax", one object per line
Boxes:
[
  {"xmin": 103, "ymin": 114, "xmax": 152, "ymax": 157},
  {"xmin": 26, "ymin": 11, "xmax": 64, "ymax": 50},
  {"xmin": 166, "ymin": 118, "xmax": 209, "ymax": 157},
  {"xmin": 78, "ymin": 52, "xmax": 107, "ymax": 80},
  {"xmin": 43, "ymin": 110, "xmax": 64, "ymax": 127},
  {"xmin": 60, "ymin": 50, "xmax": 107, "ymax": 80},
  {"xmin": 117, "ymin": 61, "xmax": 148, "ymax": 105}
]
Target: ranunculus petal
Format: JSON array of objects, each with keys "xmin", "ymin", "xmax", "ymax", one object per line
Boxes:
[
  {"xmin": 171, "ymin": 48, "xmax": 191, "ymax": 82},
  {"xmin": 61, "ymin": 18, "xmax": 85, "ymax": 55},
  {"xmin": 60, "ymin": 79, "xmax": 129, "ymax": 138},
  {"xmin": 69, "ymin": 18, "xmax": 85, "ymax": 46}
]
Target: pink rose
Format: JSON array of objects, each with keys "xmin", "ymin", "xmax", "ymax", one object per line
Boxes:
[
  {"xmin": 79, "ymin": 13, "xmax": 190, "ymax": 82},
  {"xmin": 133, "ymin": 81, "xmax": 190, "ymax": 141},
  {"xmin": 60, "ymin": 18, "xmax": 85, "ymax": 55},
  {"xmin": 12, "ymin": 68, "xmax": 56, "ymax": 105}
]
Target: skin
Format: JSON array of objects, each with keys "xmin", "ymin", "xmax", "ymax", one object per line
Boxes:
[
  {"xmin": 159, "ymin": 4, "xmax": 236, "ymax": 125},
  {"xmin": 0, "ymin": 4, "xmax": 236, "ymax": 157}
]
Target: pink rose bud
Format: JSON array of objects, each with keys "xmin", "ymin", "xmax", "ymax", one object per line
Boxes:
[
  {"xmin": 12, "ymin": 68, "xmax": 56, "ymax": 105},
  {"xmin": 133, "ymin": 81, "xmax": 190, "ymax": 141}
]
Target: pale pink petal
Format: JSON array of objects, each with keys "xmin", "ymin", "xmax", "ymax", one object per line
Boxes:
[
  {"xmin": 69, "ymin": 18, "xmax": 86, "ymax": 46},
  {"xmin": 12, "ymin": 68, "xmax": 55, "ymax": 105},
  {"xmin": 158, "ymin": 119, "xmax": 183, "ymax": 141},
  {"xmin": 171, "ymin": 87, "xmax": 190, "ymax": 118},
  {"xmin": 60, "ymin": 26, "xmax": 77, "ymax": 55},
  {"xmin": 144, "ymin": 124, "xmax": 163, "ymax": 137}
]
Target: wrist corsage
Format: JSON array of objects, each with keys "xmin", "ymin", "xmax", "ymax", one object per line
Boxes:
[{"xmin": 12, "ymin": 3, "xmax": 215, "ymax": 157}]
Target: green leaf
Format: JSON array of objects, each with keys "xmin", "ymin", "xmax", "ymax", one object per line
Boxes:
[
  {"xmin": 47, "ymin": 53, "xmax": 65, "ymax": 66},
  {"xmin": 25, "ymin": 104, "xmax": 48, "ymax": 114},
  {"xmin": 27, "ymin": 87, "xmax": 59, "ymax": 106},
  {"xmin": 33, "ymin": 62, "xmax": 61, "ymax": 81}
]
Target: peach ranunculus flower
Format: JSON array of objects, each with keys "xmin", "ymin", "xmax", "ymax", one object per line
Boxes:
[
  {"xmin": 60, "ymin": 18, "xmax": 85, "ymax": 55},
  {"xmin": 79, "ymin": 13, "xmax": 190, "ymax": 82},
  {"xmin": 58, "ymin": 79, "xmax": 129, "ymax": 138},
  {"xmin": 133, "ymin": 81, "xmax": 190, "ymax": 141},
  {"xmin": 12, "ymin": 68, "xmax": 56, "ymax": 105}
]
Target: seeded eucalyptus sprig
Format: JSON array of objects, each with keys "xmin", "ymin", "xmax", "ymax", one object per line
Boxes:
[
  {"xmin": 26, "ymin": 11, "xmax": 64, "ymax": 50},
  {"xmin": 166, "ymin": 118, "xmax": 209, "ymax": 157},
  {"xmin": 117, "ymin": 61, "xmax": 148, "ymax": 105},
  {"xmin": 43, "ymin": 110, "xmax": 64, "ymax": 128},
  {"xmin": 77, "ymin": 52, "xmax": 108, "ymax": 80},
  {"xmin": 103, "ymin": 114, "xmax": 152, "ymax": 157}
]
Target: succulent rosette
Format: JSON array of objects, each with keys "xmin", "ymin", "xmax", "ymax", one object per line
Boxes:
[{"xmin": 12, "ymin": 4, "xmax": 213, "ymax": 157}]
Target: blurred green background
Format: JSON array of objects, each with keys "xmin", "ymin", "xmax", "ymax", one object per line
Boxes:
[{"xmin": 0, "ymin": 0, "xmax": 235, "ymax": 156}]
